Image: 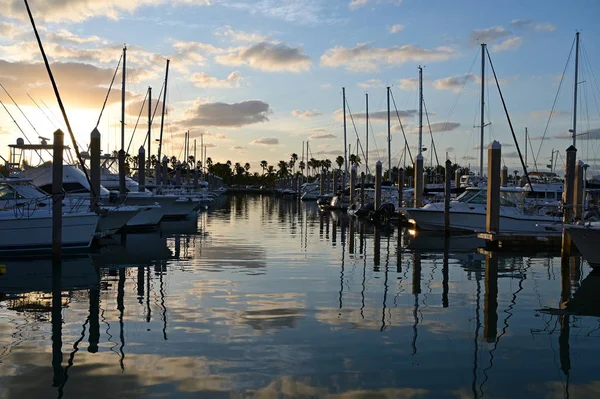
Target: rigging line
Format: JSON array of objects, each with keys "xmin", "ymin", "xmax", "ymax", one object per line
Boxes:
[
  {"xmin": 95, "ymin": 54, "xmax": 123, "ymax": 129},
  {"xmin": 24, "ymin": 0, "xmax": 94, "ymax": 194},
  {"xmin": 27, "ymin": 93, "xmax": 58, "ymax": 129},
  {"xmin": 389, "ymin": 89, "xmax": 414, "ymax": 165},
  {"xmin": 125, "ymin": 90, "xmax": 148, "ymax": 155},
  {"xmin": 368, "ymin": 118, "xmax": 381, "ymax": 161},
  {"xmin": 0, "ymin": 83, "xmax": 44, "ymax": 141},
  {"xmin": 422, "ymin": 98, "xmax": 440, "ymax": 167},
  {"xmin": 345, "ymin": 99, "xmax": 370, "ymax": 174},
  {"xmin": 40, "ymin": 98, "xmax": 64, "ymax": 129},
  {"xmin": 486, "ymin": 47, "xmax": 533, "ymax": 189},
  {"xmin": 581, "ymin": 43, "xmax": 600, "ymax": 120},
  {"xmin": 0, "ymin": 99, "xmax": 44, "ymax": 161},
  {"xmin": 535, "ymin": 36, "xmax": 575, "ymax": 165},
  {"xmin": 143, "ymin": 80, "xmax": 165, "ymax": 147}
]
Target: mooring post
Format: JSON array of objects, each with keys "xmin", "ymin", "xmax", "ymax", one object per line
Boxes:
[
  {"xmin": 193, "ymin": 167, "xmax": 199, "ymax": 189},
  {"xmin": 375, "ymin": 160, "xmax": 382, "ymax": 209},
  {"xmin": 90, "ymin": 128, "xmax": 101, "ymax": 209},
  {"xmin": 484, "ymin": 251, "xmax": 499, "ymax": 342},
  {"xmin": 162, "ymin": 156, "xmax": 169, "ymax": 185},
  {"xmin": 360, "ymin": 172, "xmax": 365, "ymax": 207},
  {"xmin": 414, "ymin": 154, "xmax": 424, "ymax": 208},
  {"xmin": 574, "ymin": 160, "xmax": 584, "ymax": 221},
  {"xmin": 412, "ymin": 252, "xmax": 422, "ymax": 295},
  {"xmin": 455, "ymin": 167, "xmax": 461, "ymax": 189},
  {"xmin": 138, "ymin": 146, "xmax": 146, "ymax": 193},
  {"xmin": 398, "ymin": 167, "xmax": 404, "ymax": 209},
  {"xmin": 444, "ymin": 159, "xmax": 452, "ymax": 236},
  {"xmin": 486, "ymin": 141, "xmax": 501, "ymax": 234},
  {"xmin": 350, "ymin": 165, "xmax": 356, "ymax": 203},
  {"xmin": 501, "ymin": 165, "xmax": 508, "ymax": 187},
  {"xmin": 562, "ymin": 145, "xmax": 577, "ymax": 255},
  {"xmin": 118, "ymin": 149, "xmax": 126, "ymax": 203},
  {"xmin": 175, "ymin": 161, "xmax": 182, "ymax": 186},
  {"xmin": 320, "ymin": 169, "xmax": 325, "ymax": 196},
  {"xmin": 155, "ymin": 161, "xmax": 161, "ymax": 185},
  {"xmin": 373, "ymin": 225, "xmax": 381, "ymax": 267},
  {"xmin": 52, "ymin": 129, "xmax": 64, "ymax": 261}
]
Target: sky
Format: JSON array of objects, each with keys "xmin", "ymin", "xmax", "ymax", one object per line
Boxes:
[{"xmin": 0, "ymin": 0, "xmax": 599, "ymax": 176}]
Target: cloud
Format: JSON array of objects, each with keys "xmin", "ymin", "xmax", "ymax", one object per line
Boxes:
[
  {"xmin": 231, "ymin": 145, "xmax": 247, "ymax": 154},
  {"xmin": 4, "ymin": 0, "xmax": 210, "ymax": 23},
  {"xmin": 349, "ymin": 0, "xmax": 403, "ymax": 10},
  {"xmin": 252, "ymin": 137, "xmax": 279, "ymax": 145},
  {"xmin": 511, "ymin": 19, "xmax": 556, "ymax": 32},
  {"xmin": 220, "ymin": 0, "xmax": 329, "ymax": 25},
  {"xmin": 215, "ymin": 42, "xmax": 311, "ymax": 72},
  {"xmin": 321, "ymin": 83, "xmax": 332, "ymax": 89},
  {"xmin": 445, "ymin": 147, "xmax": 455, "ymax": 152},
  {"xmin": 0, "ymin": 59, "xmax": 131, "ymax": 109},
  {"xmin": 491, "ymin": 37, "xmax": 523, "ymax": 52},
  {"xmin": 179, "ymin": 100, "xmax": 271, "ymax": 128},
  {"xmin": 433, "ymin": 73, "xmax": 477, "ymax": 91},
  {"xmin": 397, "ymin": 77, "xmax": 417, "ymax": 90},
  {"xmin": 214, "ymin": 25, "xmax": 271, "ymax": 43},
  {"xmin": 529, "ymin": 110, "xmax": 570, "ymax": 120},
  {"xmin": 408, "ymin": 122, "xmax": 461, "ymax": 135},
  {"xmin": 357, "ymin": 79, "xmax": 385, "ymax": 88},
  {"xmin": 191, "ymin": 71, "xmax": 242, "ymax": 88},
  {"xmin": 469, "ymin": 26, "xmax": 512, "ymax": 46},
  {"xmin": 125, "ymin": 98, "xmax": 170, "ymax": 117},
  {"xmin": 335, "ymin": 108, "xmax": 417, "ymax": 122},
  {"xmin": 320, "ymin": 43, "xmax": 455, "ymax": 72},
  {"xmin": 389, "ymin": 24, "xmax": 405, "ymax": 34},
  {"xmin": 204, "ymin": 143, "xmax": 217, "ymax": 148},
  {"xmin": 291, "ymin": 109, "xmax": 322, "ymax": 118},
  {"xmin": 309, "ymin": 133, "xmax": 336, "ymax": 140},
  {"xmin": 554, "ymin": 128, "xmax": 600, "ymax": 141}
]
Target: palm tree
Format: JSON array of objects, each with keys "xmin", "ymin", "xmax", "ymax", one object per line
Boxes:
[
  {"xmin": 244, "ymin": 162, "xmax": 251, "ymax": 175},
  {"xmin": 267, "ymin": 165, "xmax": 275, "ymax": 176},
  {"xmin": 335, "ymin": 156, "xmax": 344, "ymax": 171},
  {"xmin": 277, "ymin": 160, "xmax": 289, "ymax": 177},
  {"xmin": 349, "ymin": 154, "xmax": 361, "ymax": 167},
  {"xmin": 234, "ymin": 162, "xmax": 242, "ymax": 176},
  {"xmin": 150, "ymin": 154, "xmax": 157, "ymax": 168},
  {"xmin": 260, "ymin": 160, "xmax": 268, "ymax": 175},
  {"xmin": 188, "ymin": 155, "xmax": 195, "ymax": 169},
  {"xmin": 290, "ymin": 153, "xmax": 298, "ymax": 174},
  {"xmin": 206, "ymin": 157, "xmax": 213, "ymax": 168},
  {"xmin": 299, "ymin": 161, "xmax": 305, "ymax": 175},
  {"xmin": 170, "ymin": 156, "xmax": 178, "ymax": 169},
  {"xmin": 323, "ymin": 159, "xmax": 332, "ymax": 171},
  {"xmin": 226, "ymin": 160, "xmax": 232, "ymax": 167}
]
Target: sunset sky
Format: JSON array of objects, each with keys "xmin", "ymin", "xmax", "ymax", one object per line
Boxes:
[{"xmin": 0, "ymin": 0, "xmax": 599, "ymax": 175}]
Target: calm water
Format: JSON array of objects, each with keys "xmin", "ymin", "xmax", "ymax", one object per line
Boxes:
[{"xmin": 1, "ymin": 194, "xmax": 599, "ymax": 398}]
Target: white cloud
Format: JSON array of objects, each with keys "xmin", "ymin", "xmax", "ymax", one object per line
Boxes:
[
  {"xmin": 215, "ymin": 42, "xmax": 311, "ymax": 72},
  {"xmin": 320, "ymin": 43, "xmax": 455, "ymax": 72},
  {"xmin": 321, "ymin": 83, "xmax": 332, "ymax": 89},
  {"xmin": 179, "ymin": 100, "xmax": 271, "ymax": 128},
  {"xmin": 511, "ymin": 19, "xmax": 556, "ymax": 32},
  {"xmin": 388, "ymin": 24, "xmax": 405, "ymax": 34},
  {"xmin": 491, "ymin": 36, "xmax": 523, "ymax": 52},
  {"xmin": 529, "ymin": 110, "xmax": 570, "ymax": 120},
  {"xmin": 349, "ymin": 0, "xmax": 403, "ymax": 10},
  {"xmin": 291, "ymin": 109, "xmax": 322, "ymax": 118},
  {"xmin": 407, "ymin": 122, "xmax": 461, "ymax": 135},
  {"xmin": 397, "ymin": 78, "xmax": 417, "ymax": 90},
  {"xmin": 357, "ymin": 79, "xmax": 385, "ymax": 88},
  {"xmin": 215, "ymin": 25, "xmax": 271, "ymax": 43},
  {"xmin": 191, "ymin": 71, "xmax": 242, "ymax": 88},
  {"xmin": 252, "ymin": 137, "xmax": 279, "ymax": 145},
  {"xmin": 469, "ymin": 26, "xmax": 511, "ymax": 46},
  {"xmin": 309, "ymin": 133, "xmax": 336, "ymax": 140},
  {"xmin": 433, "ymin": 73, "xmax": 477, "ymax": 91}
]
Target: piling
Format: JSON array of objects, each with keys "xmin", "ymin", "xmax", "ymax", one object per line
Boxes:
[
  {"xmin": 486, "ymin": 141, "xmax": 501, "ymax": 235},
  {"xmin": 484, "ymin": 252, "xmax": 499, "ymax": 342},
  {"xmin": 360, "ymin": 172, "xmax": 365, "ymax": 207},
  {"xmin": 52, "ymin": 129, "xmax": 64, "ymax": 261},
  {"xmin": 574, "ymin": 160, "xmax": 584, "ymax": 221},
  {"xmin": 155, "ymin": 162, "xmax": 161, "ymax": 185},
  {"xmin": 444, "ymin": 159, "xmax": 452, "ymax": 235},
  {"xmin": 455, "ymin": 168, "xmax": 461, "ymax": 189},
  {"xmin": 375, "ymin": 161, "xmax": 382, "ymax": 209},
  {"xmin": 118, "ymin": 149, "xmax": 126, "ymax": 202},
  {"xmin": 320, "ymin": 169, "xmax": 325, "ymax": 195},
  {"xmin": 138, "ymin": 146, "xmax": 146, "ymax": 192},
  {"xmin": 175, "ymin": 161, "xmax": 182, "ymax": 186},
  {"xmin": 90, "ymin": 128, "xmax": 101, "ymax": 209},
  {"xmin": 562, "ymin": 145, "xmax": 577, "ymax": 254},
  {"xmin": 194, "ymin": 167, "xmax": 199, "ymax": 189},
  {"xmin": 350, "ymin": 166, "xmax": 356, "ymax": 203},
  {"xmin": 162, "ymin": 156, "xmax": 169, "ymax": 185},
  {"xmin": 398, "ymin": 168, "xmax": 404, "ymax": 209},
  {"xmin": 414, "ymin": 154, "xmax": 424, "ymax": 208},
  {"xmin": 501, "ymin": 165, "xmax": 508, "ymax": 187}
]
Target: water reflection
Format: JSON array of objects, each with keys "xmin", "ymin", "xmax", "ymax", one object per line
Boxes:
[{"xmin": 0, "ymin": 194, "xmax": 599, "ymax": 398}]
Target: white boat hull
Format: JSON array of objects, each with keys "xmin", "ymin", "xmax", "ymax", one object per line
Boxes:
[
  {"xmin": 126, "ymin": 206, "xmax": 164, "ymax": 229},
  {"xmin": 96, "ymin": 207, "xmax": 140, "ymax": 237},
  {"xmin": 566, "ymin": 225, "xmax": 600, "ymax": 266},
  {"xmin": 0, "ymin": 212, "xmax": 98, "ymax": 251}
]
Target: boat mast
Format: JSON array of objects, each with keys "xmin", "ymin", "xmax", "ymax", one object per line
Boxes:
[
  {"xmin": 343, "ymin": 87, "xmax": 348, "ymax": 187},
  {"xmin": 365, "ymin": 93, "xmax": 369, "ymax": 176},
  {"xmin": 480, "ymin": 43, "xmax": 486, "ymax": 177},
  {"xmin": 572, "ymin": 32, "xmax": 580, "ymax": 148},
  {"xmin": 157, "ymin": 59, "xmax": 170, "ymax": 163},
  {"xmin": 119, "ymin": 45, "xmax": 127, "ymax": 200},
  {"xmin": 147, "ymin": 86, "xmax": 151, "ymax": 168},
  {"xmin": 387, "ymin": 86, "xmax": 391, "ymax": 179},
  {"xmin": 418, "ymin": 66, "xmax": 423, "ymax": 157}
]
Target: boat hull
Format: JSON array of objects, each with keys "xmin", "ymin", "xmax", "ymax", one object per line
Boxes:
[{"xmin": 566, "ymin": 225, "xmax": 600, "ymax": 266}]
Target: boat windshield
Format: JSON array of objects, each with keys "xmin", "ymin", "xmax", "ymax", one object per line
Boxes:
[
  {"xmin": 455, "ymin": 188, "xmax": 519, "ymax": 207},
  {"xmin": 455, "ymin": 189, "xmax": 481, "ymax": 202}
]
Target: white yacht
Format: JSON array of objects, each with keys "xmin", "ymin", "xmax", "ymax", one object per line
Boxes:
[
  {"xmin": 403, "ymin": 186, "xmax": 562, "ymax": 234},
  {"xmin": 565, "ymin": 222, "xmax": 600, "ymax": 266}
]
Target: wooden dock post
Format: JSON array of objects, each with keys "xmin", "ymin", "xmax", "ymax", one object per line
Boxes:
[
  {"xmin": 444, "ymin": 159, "xmax": 452, "ymax": 235},
  {"xmin": 375, "ymin": 160, "xmax": 382, "ymax": 209},
  {"xmin": 574, "ymin": 160, "xmax": 584, "ymax": 221},
  {"xmin": 398, "ymin": 167, "xmax": 404, "ymax": 209},
  {"xmin": 332, "ymin": 171, "xmax": 338, "ymax": 196},
  {"xmin": 562, "ymin": 146, "xmax": 577, "ymax": 254},
  {"xmin": 162, "ymin": 156, "xmax": 169, "ymax": 185},
  {"xmin": 193, "ymin": 167, "xmax": 199, "ymax": 189},
  {"xmin": 360, "ymin": 172, "xmax": 365, "ymax": 207},
  {"xmin": 155, "ymin": 161, "xmax": 161, "ymax": 185},
  {"xmin": 138, "ymin": 146, "xmax": 146, "ymax": 193},
  {"xmin": 484, "ymin": 251, "xmax": 499, "ymax": 342},
  {"xmin": 486, "ymin": 141, "xmax": 501, "ymax": 235},
  {"xmin": 350, "ymin": 165, "xmax": 356, "ymax": 203},
  {"xmin": 118, "ymin": 149, "xmax": 126, "ymax": 202},
  {"xmin": 501, "ymin": 165, "xmax": 508, "ymax": 187},
  {"xmin": 414, "ymin": 154, "xmax": 424, "ymax": 207},
  {"xmin": 90, "ymin": 128, "xmax": 101, "ymax": 209},
  {"xmin": 455, "ymin": 167, "xmax": 461, "ymax": 189},
  {"xmin": 320, "ymin": 169, "xmax": 325, "ymax": 196},
  {"xmin": 52, "ymin": 129, "xmax": 64, "ymax": 261}
]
